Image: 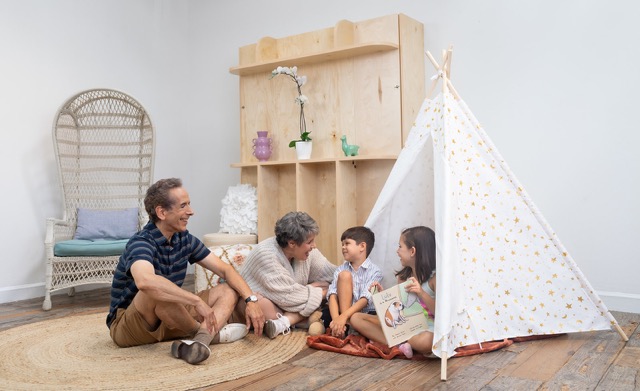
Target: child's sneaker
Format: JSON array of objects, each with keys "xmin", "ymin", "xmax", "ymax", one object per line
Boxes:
[
  {"xmin": 397, "ymin": 342, "xmax": 413, "ymax": 358},
  {"xmin": 265, "ymin": 313, "xmax": 291, "ymax": 339}
]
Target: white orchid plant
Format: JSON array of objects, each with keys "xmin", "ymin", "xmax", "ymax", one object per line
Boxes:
[{"xmin": 270, "ymin": 66, "xmax": 311, "ymax": 147}]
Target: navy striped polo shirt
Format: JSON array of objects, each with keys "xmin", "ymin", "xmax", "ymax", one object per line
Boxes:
[{"xmin": 106, "ymin": 221, "xmax": 210, "ymax": 328}]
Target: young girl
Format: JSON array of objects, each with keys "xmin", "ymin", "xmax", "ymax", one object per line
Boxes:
[{"xmin": 350, "ymin": 226, "xmax": 436, "ymax": 358}]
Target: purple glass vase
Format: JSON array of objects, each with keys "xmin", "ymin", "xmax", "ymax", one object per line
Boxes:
[{"xmin": 252, "ymin": 131, "xmax": 272, "ymax": 162}]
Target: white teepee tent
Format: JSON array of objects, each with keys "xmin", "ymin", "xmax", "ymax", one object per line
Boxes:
[{"xmin": 365, "ymin": 49, "xmax": 626, "ymax": 379}]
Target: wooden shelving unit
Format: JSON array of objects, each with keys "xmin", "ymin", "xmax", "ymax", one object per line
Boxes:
[{"xmin": 230, "ymin": 14, "xmax": 425, "ymax": 262}]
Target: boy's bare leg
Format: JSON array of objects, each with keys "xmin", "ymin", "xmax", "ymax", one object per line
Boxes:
[{"xmin": 336, "ymin": 271, "xmax": 354, "ymax": 314}]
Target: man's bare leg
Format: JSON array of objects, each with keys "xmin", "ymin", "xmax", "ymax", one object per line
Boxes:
[{"xmin": 205, "ymin": 283, "xmax": 240, "ymax": 343}]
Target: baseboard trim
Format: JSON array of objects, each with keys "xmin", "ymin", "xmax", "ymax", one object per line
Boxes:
[
  {"xmin": 0, "ymin": 282, "xmax": 46, "ymax": 304},
  {"xmin": 598, "ymin": 290, "xmax": 640, "ymax": 314},
  {"xmin": 0, "ymin": 282, "xmax": 108, "ymax": 305}
]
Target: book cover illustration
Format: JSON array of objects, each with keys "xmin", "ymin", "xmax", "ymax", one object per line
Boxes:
[{"xmin": 372, "ymin": 280, "xmax": 430, "ymax": 347}]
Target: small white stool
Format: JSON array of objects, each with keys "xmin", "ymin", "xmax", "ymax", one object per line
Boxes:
[{"xmin": 202, "ymin": 233, "xmax": 258, "ymax": 248}]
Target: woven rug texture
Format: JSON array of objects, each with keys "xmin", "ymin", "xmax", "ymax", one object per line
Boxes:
[{"xmin": 0, "ymin": 312, "xmax": 308, "ymax": 390}]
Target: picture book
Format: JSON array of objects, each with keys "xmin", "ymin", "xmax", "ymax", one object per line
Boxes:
[{"xmin": 372, "ymin": 280, "xmax": 431, "ymax": 347}]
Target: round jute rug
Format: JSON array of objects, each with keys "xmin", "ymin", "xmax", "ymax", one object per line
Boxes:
[{"xmin": 0, "ymin": 312, "xmax": 308, "ymax": 390}]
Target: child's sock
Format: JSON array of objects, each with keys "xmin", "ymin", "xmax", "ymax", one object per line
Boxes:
[{"xmin": 397, "ymin": 342, "xmax": 413, "ymax": 358}]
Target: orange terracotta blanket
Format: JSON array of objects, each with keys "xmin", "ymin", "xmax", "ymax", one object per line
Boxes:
[{"xmin": 307, "ymin": 333, "xmax": 560, "ymax": 360}]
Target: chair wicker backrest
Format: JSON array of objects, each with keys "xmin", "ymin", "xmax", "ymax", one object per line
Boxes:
[
  {"xmin": 53, "ymin": 89, "xmax": 155, "ymax": 238},
  {"xmin": 43, "ymin": 89, "xmax": 155, "ymax": 310}
]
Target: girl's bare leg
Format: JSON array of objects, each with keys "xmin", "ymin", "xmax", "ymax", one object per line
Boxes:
[
  {"xmin": 350, "ymin": 312, "xmax": 386, "ymax": 344},
  {"xmin": 407, "ymin": 331, "xmax": 434, "ymax": 355}
]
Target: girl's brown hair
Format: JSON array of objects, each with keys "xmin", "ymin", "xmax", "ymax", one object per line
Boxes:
[{"xmin": 395, "ymin": 226, "xmax": 436, "ymax": 284}]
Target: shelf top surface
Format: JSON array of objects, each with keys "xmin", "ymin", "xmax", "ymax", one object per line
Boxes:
[
  {"xmin": 231, "ymin": 154, "xmax": 398, "ymax": 167},
  {"xmin": 230, "ymin": 42, "xmax": 399, "ymax": 76}
]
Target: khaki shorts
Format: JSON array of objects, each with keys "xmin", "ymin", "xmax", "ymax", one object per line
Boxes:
[{"xmin": 109, "ymin": 289, "xmax": 210, "ymax": 347}]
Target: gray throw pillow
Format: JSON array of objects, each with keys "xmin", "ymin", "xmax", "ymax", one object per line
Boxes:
[{"xmin": 73, "ymin": 208, "xmax": 139, "ymax": 241}]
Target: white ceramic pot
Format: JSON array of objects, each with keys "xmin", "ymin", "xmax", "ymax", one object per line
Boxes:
[{"xmin": 295, "ymin": 141, "xmax": 312, "ymax": 160}]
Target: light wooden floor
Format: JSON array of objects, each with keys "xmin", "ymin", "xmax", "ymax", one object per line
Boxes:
[{"xmin": 1, "ymin": 276, "xmax": 639, "ymax": 391}]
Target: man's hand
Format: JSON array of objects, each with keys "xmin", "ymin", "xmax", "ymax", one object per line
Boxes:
[
  {"xmin": 244, "ymin": 302, "xmax": 265, "ymax": 336},
  {"xmin": 195, "ymin": 299, "xmax": 218, "ymax": 335}
]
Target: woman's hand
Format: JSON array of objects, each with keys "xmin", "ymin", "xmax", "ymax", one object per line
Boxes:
[{"xmin": 311, "ymin": 281, "xmax": 330, "ymax": 300}]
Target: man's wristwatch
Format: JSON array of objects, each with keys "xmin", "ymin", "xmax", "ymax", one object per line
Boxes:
[{"xmin": 245, "ymin": 294, "xmax": 258, "ymax": 304}]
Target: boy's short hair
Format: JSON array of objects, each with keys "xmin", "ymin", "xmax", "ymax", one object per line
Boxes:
[{"xmin": 341, "ymin": 226, "xmax": 375, "ymax": 257}]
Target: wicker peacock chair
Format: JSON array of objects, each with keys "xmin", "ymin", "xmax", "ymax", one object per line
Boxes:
[{"xmin": 43, "ymin": 89, "xmax": 155, "ymax": 310}]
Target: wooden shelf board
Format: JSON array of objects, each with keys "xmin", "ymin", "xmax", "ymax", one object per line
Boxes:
[
  {"xmin": 229, "ymin": 42, "xmax": 399, "ymax": 76},
  {"xmin": 231, "ymin": 154, "xmax": 398, "ymax": 168}
]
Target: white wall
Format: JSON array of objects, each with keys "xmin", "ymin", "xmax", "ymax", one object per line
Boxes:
[
  {"xmin": 0, "ymin": 0, "xmax": 195, "ymax": 301},
  {"xmin": 1, "ymin": 0, "xmax": 638, "ymax": 313}
]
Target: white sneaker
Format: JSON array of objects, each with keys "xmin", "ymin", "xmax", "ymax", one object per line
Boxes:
[
  {"xmin": 265, "ymin": 313, "xmax": 291, "ymax": 339},
  {"xmin": 218, "ymin": 323, "xmax": 249, "ymax": 343}
]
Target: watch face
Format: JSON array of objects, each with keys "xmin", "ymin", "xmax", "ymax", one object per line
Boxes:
[{"xmin": 246, "ymin": 295, "xmax": 258, "ymax": 303}]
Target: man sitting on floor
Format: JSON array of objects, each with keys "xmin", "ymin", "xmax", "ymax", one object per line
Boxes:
[{"xmin": 106, "ymin": 178, "xmax": 265, "ymax": 365}]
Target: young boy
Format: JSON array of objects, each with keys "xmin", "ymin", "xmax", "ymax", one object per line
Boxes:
[{"xmin": 322, "ymin": 226, "xmax": 382, "ymax": 338}]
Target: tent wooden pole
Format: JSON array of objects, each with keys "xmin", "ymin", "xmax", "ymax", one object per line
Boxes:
[
  {"xmin": 442, "ymin": 49, "xmax": 449, "ymax": 79},
  {"xmin": 614, "ymin": 322, "xmax": 629, "ymax": 341},
  {"xmin": 425, "ymin": 50, "xmax": 440, "ymax": 98},
  {"xmin": 445, "ymin": 46, "xmax": 453, "ymax": 79},
  {"xmin": 446, "ymin": 79, "xmax": 461, "ymax": 100},
  {"xmin": 425, "ymin": 49, "xmax": 461, "ymax": 101},
  {"xmin": 425, "ymin": 50, "xmax": 439, "ymax": 70},
  {"xmin": 441, "ymin": 50, "xmax": 448, "ymax": 94},
  {"xmin": 440, "ymin": 352, "xmax": 448, "ymax": 381}
]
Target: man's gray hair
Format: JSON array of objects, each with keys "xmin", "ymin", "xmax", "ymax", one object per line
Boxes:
[{"xmin": 274, "ymin": 211, "xmax": 319, "ymax": 247}]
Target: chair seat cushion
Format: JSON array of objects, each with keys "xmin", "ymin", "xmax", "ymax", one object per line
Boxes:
[{"xmin": 54, "ymin": 239, "xmax": 129, "ymax": 257}]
